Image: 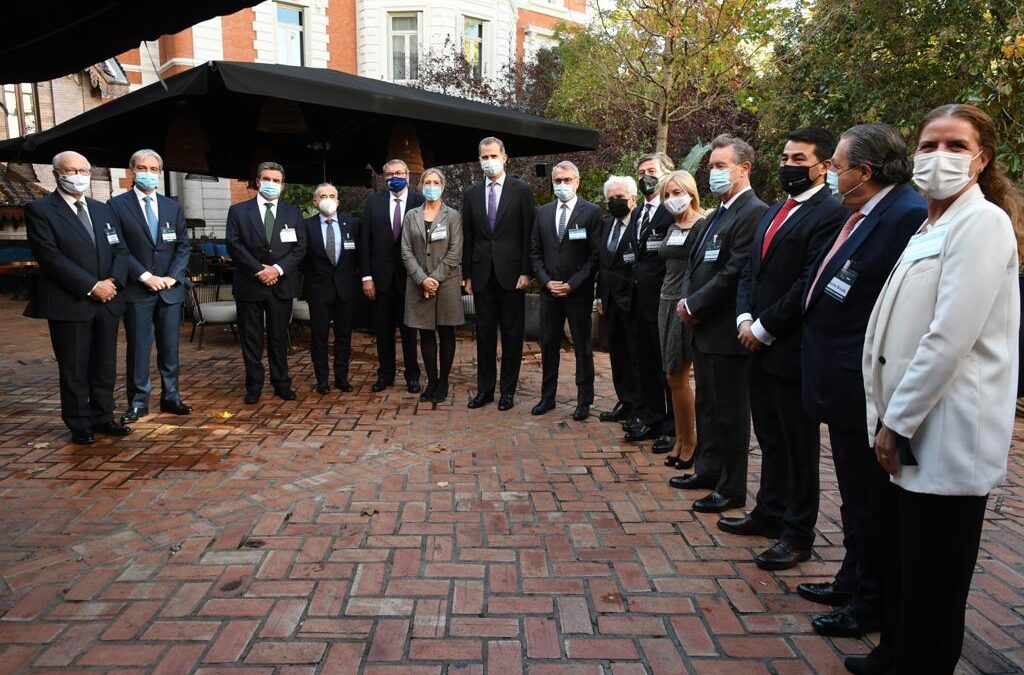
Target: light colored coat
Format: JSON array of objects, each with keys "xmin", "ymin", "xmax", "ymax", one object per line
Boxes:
[
  {"xmin": 863, "ymin": 184, "xmax": 1019, "ymax": 496},
  {"xmin": 401, "ymin": 202, "xmax": 465, "ymax": 330}
]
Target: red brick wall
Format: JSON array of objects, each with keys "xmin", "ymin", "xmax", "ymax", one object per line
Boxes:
[
  {"xmin": 223, "ymin": 8, "xmax": 257, "ymax": 62},
  {"xmin": 159, "ymin": 29, "xmax": 194, "ymax": 77},
  {"xmin": 326, "ymin": 0, "xmax": 358, "ymax": 74}
]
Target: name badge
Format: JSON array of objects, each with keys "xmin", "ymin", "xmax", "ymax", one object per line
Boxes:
[
  {"xmin": 568, "ymin": 227, "xmax": 587, "ymax": 241},
  {"xmin": 104, "ymin": 224, "xmax": 120, "ymax": 245},
  {"xmin": 343, "ymin": 237, "xmax": 356, "ymax": 250},
  {"xmin": 160, "ymin": 224, "xmax": 177, "ymax": 243},
  {"xmin": 646, "ymin": 236, "xmax": 663, "ymax": 251},
  {"xmin": 824, "ymin": 264, "xmax": 858, "ymax": 303},
  {"xmin": 666, "ymin": 229, "xmax": 689, "ymax": 246},
  {"xmin": 901, "ymin": 225, "xmax": 947, "ymax": 263},
  {"xmin": 430, "ymin": 225, "xmax": 447, "ymax": 242},
  {"xmin": 279, "ymin": 226, "xmax": 297, "ymax": 243},
  {"xmin": 622, "ymin": 251, "xmax": 636, "ymax": 264},
  {"xmin": 703, "ymin": 236, "xmax": 721, "ymax": 262}
]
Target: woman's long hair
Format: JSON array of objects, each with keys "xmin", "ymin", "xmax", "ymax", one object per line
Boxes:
[{"xmin": 920, "ymin": 104, "xmax": 1024, "ymax": 261}]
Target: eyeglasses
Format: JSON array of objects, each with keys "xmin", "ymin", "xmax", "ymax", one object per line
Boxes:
[
  {"xmin": 552, "ymin": 177, "xmax": 576, "ymax": 185},
  {"xmin": 57, "ymin": 168, "xmax": 91, "ymax": 176},
  {"xmin": 384, "ymin": 171, "xmax": 408, "ymax": 178}
]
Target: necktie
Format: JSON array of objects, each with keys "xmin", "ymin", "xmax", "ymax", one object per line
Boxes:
[
  {"xmin": 806, "ymin": 211, "xmax": 865, "ymax": 307},
  {"xmin": 144, "ymin": 196, "xmax": 158, "ymax": 244},
  {"xmin": 557, "ymin": 203, "xmax": 568, "ymax": 240},
  {"xmin": 487, "ymin": 181, "xmax": 498, "ymax": 230},
  {"xmin": 761, "ymin": 198, "xmax": 799, "ymax": 260},
  {"xmin": 695, "ymin": 205, "xmax": 724, "ymax": 253},
  {"xmin": 392, "ymin": 198, "xmax": 402, "ymax": 241},
  {"xmin": 325, "ymin": 218, "xmax": 337, "ymax": 265},
  {"xmin": 608, "ymin": 219, "xmax": 623, "ymax": 253},
  {"xmin": 74, "ymin": 201, "xmax": 95, "ymax": 245},
  {"xmin": 639, "ymin": 203, "xmax": 652, "ymax": 239},
  {"xmin": 263, "ymin": 202, "xmax": 275, "ymax": 243}
]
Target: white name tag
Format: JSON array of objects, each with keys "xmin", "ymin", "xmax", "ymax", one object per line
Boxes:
[
  {"xmin": 568, "ymin": 227, "xmax": 587, "ymax": 241},
  {"xmin": 160, "ymin": 225, "xmax": 176, "ymax": 243},
  {"xmin": 343, "ymin": 239, "xmax": 356, "ymax": 250},
  {"xmin": 622, "ymin": 251, "xmax": 636, "ymax": 264},
  {"xmin": 901, "ymin": 225, "xmax": 947, "ymax": 263},
  {"xmin": 104, "ymin": 225, "xmax": 119, "ymax": 245},
  {"xmin": 279, "ymin": 227, "xmax": 297, "ymax": 243},
  {"xmin": 646, "ymin": 237, "xmax": 662, "ymax": 251},
  {"xmin": 666, "ymin": 229, "xmax": 689, "ymax": 246},
  {"xmin": 703, "ymin": 247, "xmax": 720, "ymax": 262},
  {"xmin": 430, "ymin": 226, "xmax": 447, "ymax": 242},
  {"xmin": 824, "ymin": 266, "xmax": 858, "ymax": 302}
]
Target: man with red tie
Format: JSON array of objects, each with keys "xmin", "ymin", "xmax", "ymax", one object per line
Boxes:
[{"xmin": 721, "ymin": 127, "xmax": 846, "ymax": 570}]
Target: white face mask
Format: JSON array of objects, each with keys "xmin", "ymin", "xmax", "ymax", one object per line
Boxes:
[
  {"xmin": 57, "ymin": 173, "xmax": 91, "ymax": 195},
  {"xmin": 663, "ymin": 194, "xmax": 692, "ymax": 216},
  {"xmin": 912, "ymin": 150, "xmax": 982, "ymax": 200},
  {"xmin": 317, "ymin": 198, "xmax": 338, "ymax": 216},
  {"xmin": 480, "ymin": 159, "xmax": 503, "ymax": 178}
]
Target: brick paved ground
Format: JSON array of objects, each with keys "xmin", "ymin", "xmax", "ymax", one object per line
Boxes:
[{"xmin": 0, "ymin": 296, "xmax": 1021, "ymax": 674}]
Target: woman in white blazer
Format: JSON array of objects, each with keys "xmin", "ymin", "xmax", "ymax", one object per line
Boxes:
[{"xmin": 855, "ymin": 104, "xmax": 1024, "ymax": 675}]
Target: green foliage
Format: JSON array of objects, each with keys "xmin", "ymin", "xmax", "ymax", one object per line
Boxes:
[
  {"xmin": 281, "ymin": 184, "xmax": 315, "ymax": 217},
  {"xmin": 968, "ymin": 14, "xmax": 1024, "ymax": 181}
]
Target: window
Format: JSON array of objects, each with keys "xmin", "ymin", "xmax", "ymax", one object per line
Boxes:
[
  {"xmin": 390, "ymin": 13, "xmax": 419, "ymax": 81},
  {"xmin": 463, "ymin": 18, "xmax": 484, "ymax": 79},
  {"xmin": 276, "ymin": 4, "xmax": 304, "ymax": 66},
  {"xmin": 3, "ymin": 84, "xmax": 37, "ymax": 138}
]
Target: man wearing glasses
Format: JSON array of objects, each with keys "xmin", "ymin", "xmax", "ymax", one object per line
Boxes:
[{"xmin": 24, "ymin": 151, "xmax": 130, "ymax": 445}]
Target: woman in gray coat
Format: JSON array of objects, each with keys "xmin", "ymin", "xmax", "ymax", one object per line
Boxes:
[{"xmin": 401, "ymin": 168, "xmax": 465, "ymax": 404}]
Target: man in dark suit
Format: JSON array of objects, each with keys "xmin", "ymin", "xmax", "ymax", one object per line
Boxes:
[
  {"xmin": 529, "ymin": 161, "xmax": 601, "ymax": 420},
  {"xmin": 718, "ymin": 127, "xmax": 846, "ymax": 571},
  {"xmin": 24, "ymin": 151, "xmax": 131, "ymax": 444},
  {"xmin": 225, "ymin": 161, "xmax": 307, "ymax": 404},
  {"xmin": 672, "ymin": 135, "xmax": 769, "ymax": 513},
  {"xmin": 596, "ymin": 176, "xmax": 642, "ymax": 424},
  {"xmin": 304, "ymin": 183, "xmax": 360, "ymax": 395},
  {"xmin": 462, "ymin": 136, "xmax": 536, "ymax": 411},
  {"xmin": 798, "ymin": 124, "xmax": 926, "ymax": 643},
  {"xmin": 360, "ymin": 159, "xmax": 423, "ymax": 393},
  {"xmin": 623, "ymin": 152, "xmax": 674, "ymax": 444},
  {"xmin": 108, "ymin": 149, "xmax": 191, "ymax": 423}
]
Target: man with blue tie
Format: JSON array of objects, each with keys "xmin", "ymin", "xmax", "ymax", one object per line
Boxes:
[
  {"xmin": 108, "ymin": 149, "xmax": 192, "ymax": 422},
  {"xmin": 303, "ymin": 183, "xmax": 360, "ymax": 394},
  {"xmin": 798, "ymin": 124, "xmax": 926, "ymax": 642}
]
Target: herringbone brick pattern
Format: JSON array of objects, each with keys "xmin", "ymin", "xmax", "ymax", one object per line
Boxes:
[{"xmin": 0, "ymin": 298, "xmax": 1021, "ymax": 674}]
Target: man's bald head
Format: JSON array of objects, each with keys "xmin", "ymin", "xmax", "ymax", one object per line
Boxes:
[{"xmin": 52, "ymin": 151, "xmax": 90, "ymax": 172}]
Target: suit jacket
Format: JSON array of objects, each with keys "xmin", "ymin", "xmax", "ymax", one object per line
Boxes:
[
  {"xmin": 461, "ymin": 175, "xmax": 535, "ymax": 290},
  {"xmin": 684, "ymin": 190, "xmax": 769, "ymax": 356},
  {"xmin": 801, "ymin": 184, "xmax": 926, "ymax": 429},
  {"xmin": 863, "ymin": 185, "xmax": 1019, "ymax": 496},
  {"xmin": 24, "ymin": 191, "xmax": 128, "ymax": 321},
  {"xmin": 225, "ymin": 197, "xmax": 306, "ymax": 301},
  {"xmin": 303, "ymin": 213, "xmax": 361, "ymax": 305},
  {"xmin": 359, "ymin": 190, "xmax": 425, "ymax": 294},
  {"xmin": 596, "ymin": 215, "xmax": 637, "ymax": 313},
  {"xmin": 108, "ymin": 190, "xmax": 189, "ymax": 305},
  {"xmin": 630, "ymin": 201, "xmax": 674, "ymax": 321},
  {"xmin": 736, "ymin": 185, "xmax": 846, "ymax": 376},
  {"xmin": 400, "ymin": 202, "xmax": 465, "ymax": 328},
  {"xmin": 531, "ymin": 198, "xmax": 601, "ymax": 303}
]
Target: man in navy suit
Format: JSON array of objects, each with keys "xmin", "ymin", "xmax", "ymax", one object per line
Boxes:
[
  {"xmin": 529, "ymin": 161, "xmax": 601, "ymax": 420},
  {"xmin": 24, "ymin": 151, "xmax": 130, "ymax": 444},
  {"xmin": 303, "ymin": 183, "xmax": 360, "ymax": 394},
  {"xmin": 797, "ymin": 124, "xmax": 926, "ymax": 642},
  {"xmin": 360, "ymin": 159, "xmax": 423, "ymax": 394},
  {"xmin": 108, "ymin": 149, "xmax": 191, "ymax": 423},
  {"xmin": 720, "ymin": 127, "xmax": 846, "ymax": 570},
  {"xmin": 225, "ymin": 161, "xmax": 307, "ymax": 404}
]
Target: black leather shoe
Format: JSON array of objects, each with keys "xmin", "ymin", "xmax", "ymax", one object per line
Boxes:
[
  {"xmin": 407, "ymin": 381, "xmax": 421, "ymax": 394},
  {"xmin": 93, "ymin": 421, "xmax": 131, "ymax": 436},
  {"xmin": 621, "ymin": 416, "xmax": 645, "ymax": 431},
  {"xmin": 244, "ymin": 391, "xmax": 261, "ymax": 404},
  {"xmin": 797, "ymin": 582, "xmax": 853, "ymax": 607},
  {"xmin": 160, "ymin": 400, "xmax": 192, "ymax": 415},
  {"xmin": 599, "ymin": 402, "xmax": 630, "ymax": 422},
  {"xmin": 431, "ymin": 386, "xmax": 449, "ymax": 405},
  {"xmin": 467, "ymin": 392, "xmax": 494, "ymax": 409},
  {"xmin": 693, "ymin": 492, "xmax": 745, "ymax": 513},
  {"xmin": 121, "ymin": 407, "xmax": 149, "ymax": 423},
  {"xmin": 371, "ymin": 378, "xmax": 393, "ymax": 393},
  {"xmin": 624, "ymin": 423, "xmax": 657, "ymax": 442},
  {"xmin": 497, "ymin": 394, "xmax": 514, "ymax": 411},
  {"xmin": 531, "ymin": 399, "xmax": 555, "ymax": 416},
  {"xmin": 335, "ymin": 380, "xmax": 353, "ymax": 392},
  {"xmin": 844, "ymin": 653, "xmax": 895, "ymax": 675},
  {"xmin": 274, "ymin": 388, "xmax": 297, "ymax": 401},
  {"xmin": 756, "ymin": 540, "xmax": 812, "ymax": 571},
  {"xmin": 668, "ymin": 473, "xmax": 717, "ymax": 490},
  {"xmin": 71, "ymin": 429, "xmax": 95, "ymax": 445},
  {"xmin": 572, "ymin": 405, "xmax": 589, "ymax": 421},
  {"xmin": 812, "ymin": 606, "xmax": 879, "ymax": 638},
  {"xmin": 651, "ymin": 435, "xmax": 675, "ymax": 454},
  {"xmin": 316, "ymin": 383, "xmax": 331, "ymax": 395},
  {"xmin": 717, "ymin": 514, "xmax": 783, "ymax": 538}
]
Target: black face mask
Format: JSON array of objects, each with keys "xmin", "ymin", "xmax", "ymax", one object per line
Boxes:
[
  {"xmin": 779, "ymin": 162, "xmax": 823, "ymax": 196},
  {"xmin": 608, "ymin": 197, "xmax": 631, "ymax": 218},
  {"xmin": 638, "ymin": 174, "xmax": 659, "ymax": 197}
]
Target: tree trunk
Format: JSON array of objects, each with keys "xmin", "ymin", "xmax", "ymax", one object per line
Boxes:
[{"xmin": 654, "ymin": 99, "xmax": 670, "ymax": 154}]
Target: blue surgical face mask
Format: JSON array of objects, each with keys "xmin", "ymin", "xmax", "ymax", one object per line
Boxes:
[
  {"xmin": 708, "ymin": 167, "xmax": 734, "ymax": 196},
  {"xmin": 480, "ymin": 159, "xmax": 503, "ymax": 178},
  {"xmin": 386, "ymin": 176, "xmax": 408, "ymax": 193},
  {"xmin": 553, "ymin": 183, "xmax": 576, "ymax": 203},
  {"xmin": 423, "ymin": 185, "xmax": 443, "ymax": 202},
  {"xmin": 259, "ymin": 181, "xmax": 282, "ymax": 199},
  {"xmin": 134, "ymin": 171, "xmax": 159, "ymax": 191},
  {"xmin": 826, "ymin": 169, "xmax": 840, "ymax": 194}
]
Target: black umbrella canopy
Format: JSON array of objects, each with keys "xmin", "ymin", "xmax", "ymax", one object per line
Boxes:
[
  {"xmin": 0, "ymin": 1, "xmax": 261, "ymax": 84},
  {"xmin": 0, "ymin": 61, "xmax": 598, "ymax": 185}
]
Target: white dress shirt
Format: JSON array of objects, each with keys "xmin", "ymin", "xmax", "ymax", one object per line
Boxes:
[
  {"xmin": 363, "ymin": 188, "xmax": 408, "ymax": 282},
  {"xmin": 555, "ymin": 195, "xmax": 578, "ymax": 235},
  {"xmin": 257, "ymin": 194, "xmax": 284, "ymax": 276},
  {"xmin": 681, "ymin": 186, "xmax": 753, "ymax": 315},
  {"xmin": 59, "ymin": 189, "xmax": 101, "ymax": 296},
  {"xmin": 320, "ymin": 212, "xmax": 341, "ymax": 262},
  {"xmin": 134, "ymin": 186, "xmax": 160, "ymax": 282}
]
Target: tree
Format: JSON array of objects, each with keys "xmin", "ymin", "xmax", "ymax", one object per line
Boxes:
[{"xmin": 970, "ymin": 10, "xmax": 1024, "ymax": 182}]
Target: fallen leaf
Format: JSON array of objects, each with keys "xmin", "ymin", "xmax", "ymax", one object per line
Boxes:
[
  {"xmin": 360, "ymin": 507, "xmax": 379, "ymax": 516},
  {"xmin": 216, "ymin": 411, "xmax": 234, "ymax": 420},
  {"xmin": 436, "ymin": 481, "xmax": 449, "ymax": 488}
]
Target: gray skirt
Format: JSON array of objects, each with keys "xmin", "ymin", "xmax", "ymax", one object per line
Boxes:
[{"xmin": 658, "ymin": 297, "xmax": 694, "ymax": 374}]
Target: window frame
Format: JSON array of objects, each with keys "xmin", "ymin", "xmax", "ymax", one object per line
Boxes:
[
  {"xmin": 2, "ymin": 83, "xmax": 38, "ymax": 138},
  {"xmin": 275, "ymin": 2, "xmax": 305, "ymax": 67},
  {"xmin": 388, "ymin": 12, "xmax": 421, "ymax": 82},
  {"xmin": 463, "ymin": 17, "xmax": 485, "ymax": 80}
]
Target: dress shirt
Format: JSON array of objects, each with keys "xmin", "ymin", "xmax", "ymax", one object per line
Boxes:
[
  {"xmin": 555, "ymin": 195, "xmax": 578, "ymax": 235},
  {"xmin": 607, "ymin": 217, "xmax": 627, "ymax": 251},
  {"xmin": 362, "ymin": 188, "xmax": 408, "ymax": 281},
  {"xmin": 637, "ymin": 195, "xmax": 661, "ymax": 232},
  {"xmin": 59, "ymin": 189, "xmax": 102, "ymax": 297},
  {"xmin": 134, "ymin": 186, "xmax": 159, "ymax": 282},
  {"xmin": 320, "ymin": 212, "xmax": 341, "ymax": 263},
  {"xmin": 488, "ymin": 174, "xmax": 505, "ymax": 213},
  {"xmin": 258, "ymin": 194, "xmax": 285, "ymax": 276},
  {"xmin": 737, "ymin": 183, "xmax": 826, "ymax": 345},
  {"xmin": 681, "ymin": 186, "xmax": 752, "ymax": 314}
]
